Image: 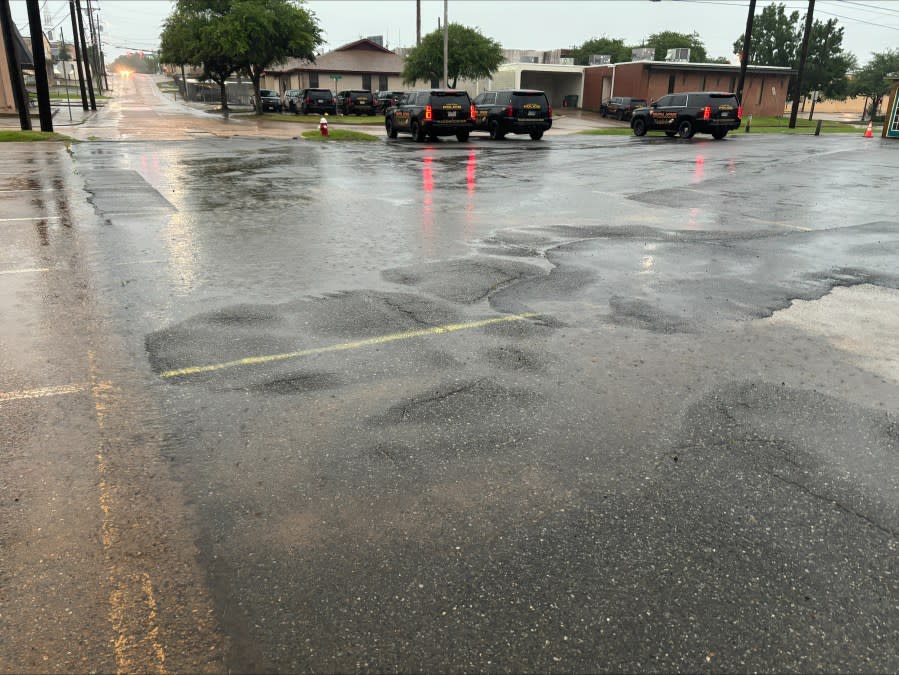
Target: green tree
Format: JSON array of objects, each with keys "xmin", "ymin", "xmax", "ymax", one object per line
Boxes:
[
  {"xmin": 803, "ymin": 18, "xmax": 856, "ymax": 101},
  {"xmin": 225, "ymin": 0, "xmax": 323, "ymax": 113},
  {"xmin": 571, "ymin": 36, "xmax": 631, "ymax": 65},
  {"xmin": 402, "ymin": 23, "xmax": 503, "ymax": 88},
  {"xmin": 160, "ymin": 0, "xmax": 322, "ymax": 113},
  {"xmin": 644, "ymin": 31, "xmax": 707, "ymax": 62},
  {"xmin": 734, "ymin": 3, "xmax": 799, "ymax": 67},
  {"xmin": 851, "ymin": 49, "xmax": 899, "ymax": 120}
]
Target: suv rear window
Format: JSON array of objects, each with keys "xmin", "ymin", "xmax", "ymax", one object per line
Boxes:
[
  {"xmin": 708, "ymin": 94, "xmax": 739, "ymax": 105},
  {"xmin": 260, "ymin": 90, "xmax": 278, "ymax": 97},
  {"xmin": 511, "ymin": 92, "xmax": 547, "ymax": 106},
  {"xmin": 431, "ymin": 92, "xmax": 470, "ymax": 106}
]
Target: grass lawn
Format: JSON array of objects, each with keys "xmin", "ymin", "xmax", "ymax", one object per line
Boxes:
[
  {"xmin": 581, "ymin": 117, "xmax": 864, "ymax": 136},
  {"xmin": 0, "ymin": 130, "xmax": 75, "ymax": 142},
  {"xmin": 261, "ymin": 113, "xmax": 383, "ymax": 126},
  {"xmin": 46, "ymin": 92, "xmax": 110, "ymax": 100},
  {"xmin": 301, "ymin": 129, "xmax": 379, "ymax": 142}
]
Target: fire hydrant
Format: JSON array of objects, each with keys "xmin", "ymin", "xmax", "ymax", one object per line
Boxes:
[{"xmin": 319, "ymin": 116, "xmax": 329, "ymax": 137}]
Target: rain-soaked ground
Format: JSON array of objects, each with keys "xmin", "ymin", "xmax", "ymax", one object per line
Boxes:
[{"xmin": 1, "ymin": 79, "xmax": 898, "ymax": 673}]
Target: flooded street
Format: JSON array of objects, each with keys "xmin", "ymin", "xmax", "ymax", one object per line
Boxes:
[{"xmin": 1, "ymin": 74, "xmax": 897, "ymax": 672}]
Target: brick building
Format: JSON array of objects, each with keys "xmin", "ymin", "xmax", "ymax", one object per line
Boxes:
[{"xmin": 583, "ymin": 61, "xmax": 795, "ymax": 116}]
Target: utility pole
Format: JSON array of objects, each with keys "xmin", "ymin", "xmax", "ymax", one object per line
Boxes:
[
  {"xmin": 416, "ymin": 0, "xmax": 420, "ymax": 46},
  {"xmin": 442, "ymin": 0, "xmax": 448, "ymax": 88},
  {"xmin": 736, "ymin": 0, "xmax": 756, "ymax": 106},
  {"xmin": 85, "ymin": 0, "xmax": 102, "ymax": 92},
  {"xmin": 75, "ymin": 0, "xmax": 96, "ymax": 110},
  {"xmin": 25, "ymin": 0, "xmax": 53, "ymax": 131},
  {"xmin": 789, "ymin": 0, "xmax": 815, "ymax": 128},
  {"xmin": 69, "ymin": 0, "xmax": 88, "ymax": 110},
  {"xmin": 60, "ymin": 27, "xmax": 72, "ymax": 120},
  {"xmin": 0, "ymin": 0, "xmax": 32, "ymax": 129}
]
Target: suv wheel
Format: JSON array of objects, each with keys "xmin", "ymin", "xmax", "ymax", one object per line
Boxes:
[
  {"xmin": 456, "ymin": 131, "xmax": 470, "ymax": 142},
  {"xmin": 632, "ymin": 117, "xmax": 648, "ymax": 137},
  {"xmin": 529, "ymin": 131, "xmax": 544, "ymax": 141},
  {"xmin": 665, "ymin": 131, "xmax": 677, "ymax": 138},
  {"xmin": 712, "ymin": 128, "xmax": 728, "ymax": 140},
  {"xmin": 411, "ymin": 120, "xmax": 426, "ymax": 142},
  {"xmin": 385, "ymin": 118, "xmax": 398, "ymax": 139},
  {"xmin": 488, "ymin": 119, "xmax": 504, "ymax": 140},
  {"xmin": 677, "ymin": 118, "xmax": 695, "ymax": 139}
]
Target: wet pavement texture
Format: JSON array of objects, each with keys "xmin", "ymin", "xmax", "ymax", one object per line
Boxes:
[{"xmin": 1, "ymin": 93, "xmax": 898, "ymax": 673}]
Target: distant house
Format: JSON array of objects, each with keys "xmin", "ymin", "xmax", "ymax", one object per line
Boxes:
[{"xmin": 262, "ymin": 38, "xmax": 404, "ymax": 94}]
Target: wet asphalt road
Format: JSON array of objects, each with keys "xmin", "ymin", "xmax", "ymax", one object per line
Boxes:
[{"xmin": 2, "ymin": 85, "xmax": 899, "ymax": 673}]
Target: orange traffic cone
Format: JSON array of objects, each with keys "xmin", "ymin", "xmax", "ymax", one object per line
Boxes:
[{"xmin": 864, "ymin": 121, "xmax": 873, "ymax": 138}]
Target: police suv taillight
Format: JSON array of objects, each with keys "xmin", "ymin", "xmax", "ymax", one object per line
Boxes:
[
  {"xmin": 703, "ymin": 106, "xmax": 712, "ymax": 120},
  {"xmin": 425, "ymin": 105, "xmax": 433, "ymax": 121}
]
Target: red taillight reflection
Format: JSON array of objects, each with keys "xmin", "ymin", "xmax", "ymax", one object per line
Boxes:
[
  {"xmin": 425, "ymin": 105, "xmax": 433, "ymax": 121},
  {"xmin": 547, "ymin": 105, "xmax": 553, "ymax": 118},
  {"xmin": 737, "ymin": 106, "xmax": 743, "ymax": 119},
  {"xmin": 470, "ymin": 105, "xmax": 476, "ymax": 121},
  {"xmin": 506, "ymin": 104, "xmax": 513, "ymax": 118},
  {"xmin": 703, "ymin": 106, "xmax": 711, "ymax": 120}
]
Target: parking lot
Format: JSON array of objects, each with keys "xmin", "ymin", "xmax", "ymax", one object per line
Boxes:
[{"xmin": 1, "ymin": 74, "xmax": 897, "ymax": 672}]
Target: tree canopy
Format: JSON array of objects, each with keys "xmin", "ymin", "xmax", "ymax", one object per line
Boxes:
[
  {"xmin": 734, "ymin": 3, "xmax": 799, "ymax": 68},
  {"xmin": 733, "ymin": 3, "xmax": 856, "ymax": 101},
  {"xmin": 402, "ymin": 24, "xmax": 503, "ymax": 88},
  {"xmin": 851, "ymin": 49, "xmax": 899, "ymax": 119},
  {"xmin": 571, "ymin": 36, "xmax": 631, "ymax": 65},
  {"xmin": 159, "ymin": 0, "xmax": 323, "ymax": 113},
  {"xmin": 644, "ymin": 31, "xmax": 708, "ymax": 63}
]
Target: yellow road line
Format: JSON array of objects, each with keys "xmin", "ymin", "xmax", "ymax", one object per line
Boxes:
[
  {"xmin": 162, "ymin": 312, "xmax": 540, "ymax": 379},
  {"xmin": 88, "ymin": 352, "xmax": 168, "ymax": 674},
  {"xmin": 0, "ymin": 382, "xmax": 89, "ymax": 402},
  {"xmin": 0, "ymin": 267, "xmax": 51, "ymax": 275}
]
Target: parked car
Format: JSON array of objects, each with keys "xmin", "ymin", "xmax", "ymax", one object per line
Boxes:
[
  {"xmin": 600, "ymin": 96, "xmax": 647, "ymax": 121},
  {"xmin": 251, "ymin": 89, "xmax": 282, "ymax": 113},
  {"xmin": 384, "ymin": 89, "xmax": 475, "ymax": 142},
  {"xmin": 631, "ymin": 91, "xmax": 743, "ymax": 139},
  {"xmin": 283, "ymin": 89, "xmax": 303, "ymax": 112},
  {"xmin": 296, "ymin": 88, "xmax": 337, "ymax": 115},
  {"xmin": 336, "ymin": 90, "xmax": 375, "ymax": 115},
  {"xmin": 472, "ymin": 89, "xmax": 553, "ymax": 140},
  {"xmin": 374, "ymin": 90, "xmax": 406, "ymax": 113}
]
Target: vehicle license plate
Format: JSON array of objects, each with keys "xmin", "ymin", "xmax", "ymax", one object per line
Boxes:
[
  {"xmin": 447, "ymin": 111, "xmax": 456, "ymax": 118},
  {"xmin": 317, "ymin": 98, "xmax": 324, "ymax": 103},
  {"xmin": 528, "ymin": 111, "xmax": 536, "ymax": 116},
  {"xmin": 721, "ymin": 112, "xmax": 730, "ymax": 117}
]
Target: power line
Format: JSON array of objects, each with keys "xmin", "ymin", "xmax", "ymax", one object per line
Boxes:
[{"xmin": 836, "ymin": 0, "xmax": 899, "ymax": 16}]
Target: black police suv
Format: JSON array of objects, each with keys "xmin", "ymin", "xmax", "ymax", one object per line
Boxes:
[
  {"xmin": 472, "ymin": 89, "xmax": 553, "ymax": 140},
  {"xmin": 297, "ymin": 88, "xmax": 337, "ymax": 115},
  {"xmin": 631, "ymin": 92, "xmax": 742, "ymax": 139},
  {"xmin": 385, "ymin": 90, "xmax": 475, "ymax": 142},
  {"xmin": 336, "ymin": 90, "xmax": 375, "ymax": 115}
]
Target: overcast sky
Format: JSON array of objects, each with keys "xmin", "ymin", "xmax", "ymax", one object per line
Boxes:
[{"xmin": 12, "ymin": 0, "xmax": 899, "ymax": 66}]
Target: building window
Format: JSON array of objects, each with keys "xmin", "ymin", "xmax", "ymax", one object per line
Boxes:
[
  {"xmin": 379, "ymin": 75, "xmax": 388, "ymax": 90},
  {"xmin": 758, "ymin": 77, "xmax": 765, "ymax": 104},
  {"xmin": 309, "ymin": 72, "xmax": 319, "ymax": 87},
  {"xmin": 668, "ymin": 74, "xmax": 676, "ymax": 94},
  {"xmin": 362, "ymin": 74, "xmax": 371, "ymax": 90}
]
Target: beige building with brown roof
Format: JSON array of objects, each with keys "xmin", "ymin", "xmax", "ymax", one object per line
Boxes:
[{"xmin": 262, "ymin": 38, "xmax": 404, "ymax": 94}]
